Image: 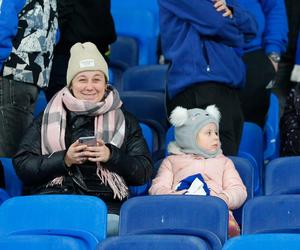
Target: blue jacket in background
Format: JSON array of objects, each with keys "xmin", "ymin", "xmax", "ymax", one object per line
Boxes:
[
  {"xmin": 159, "ymin": 0, "xmax": 258, "ymax": 99},
  {"xmin": 0, "ymin": 0, "xmax": 25, "ymax": 71},
  {"xmin": 236, "ymin": 0, "xmax": 288, "ymax": 55}
]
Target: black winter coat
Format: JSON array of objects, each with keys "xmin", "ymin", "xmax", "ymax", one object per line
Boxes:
[{"xmin": 13, "ymin": 109, "xmax": 152, "ymax": 213}]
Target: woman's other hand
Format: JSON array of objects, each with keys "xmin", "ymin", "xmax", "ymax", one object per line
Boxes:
[
  {"xmin": 213, "ymin": 0, "xmax": 233, "ymax": 18},
  {"xmin": 85, "ymin": 139, "xmax": 111, "ymax": 163},
  {"xmin": 64, "ymin": 140, "xmax": 88, "ymax": 167}
]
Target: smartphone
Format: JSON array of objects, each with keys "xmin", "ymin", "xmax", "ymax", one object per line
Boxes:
[{"xmin": 78, "ymin": 136, "xmax": 97, "ymax": 146}]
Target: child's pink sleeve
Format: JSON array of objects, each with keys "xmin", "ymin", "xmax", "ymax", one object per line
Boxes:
[
  {"xmin": 220, "ymin": 158, "xmax": 247, "ymax": 210},
  {"xmin": 149, "ymin": 158, "xmax": 178, "ymax": 195}
]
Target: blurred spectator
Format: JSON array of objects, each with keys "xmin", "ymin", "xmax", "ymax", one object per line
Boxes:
[
  {"xmin": 238, "ymin": 0, "xmax": 288, "ymax": 127},
  {"xmin": 0, "ymin": 0, "xmax": 58, "ymax": 157},
  {"xmin": 159, "ymin": 0, "xmax": 257, "ymax": 156},
  {"xmin": 273, "ymin": 0, "xmax": 300, "ymax": 116},
  {"xmin": 280, "ymin": 30, "xmax": 300, "ymax": 156}
]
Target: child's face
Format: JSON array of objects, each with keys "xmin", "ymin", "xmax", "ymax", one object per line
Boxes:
[{"xmin": 196, "ymin": 123, "xmax": 220, "ymax": 153}]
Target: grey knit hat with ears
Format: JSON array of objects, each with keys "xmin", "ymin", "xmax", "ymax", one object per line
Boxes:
[
  {"xmin": 66, "ymin": 42, "xmax": 109, "ymax": 86},
  {"xmin": 169, "ymin": 105, "xmax": 222, "ymax": 158}
]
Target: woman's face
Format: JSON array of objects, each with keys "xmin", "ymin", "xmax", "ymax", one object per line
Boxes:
[{"xmin": 71, "ymin": 71, "xmax": 107, "ymax": 103}]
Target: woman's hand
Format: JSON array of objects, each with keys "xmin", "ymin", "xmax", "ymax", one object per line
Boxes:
[
  {"xmin": 64, "ymin": 140, "xmax": 88, "ymax": 167},
  {"xmin": 85, "ymin": 139, "xmax": 111, "ymax": 163},
  {"xmin": 213, "ymin": 0, "xmax": 233, "ymax": 18}
]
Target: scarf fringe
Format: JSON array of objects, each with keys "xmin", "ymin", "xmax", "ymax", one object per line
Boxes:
[
  {"xmin": 97, "ymin": 163, "xmax": 129, "ymax": 200},
  {"xmin": 46, "ymin": 176, "xmax": 64, "ymax": 187}
]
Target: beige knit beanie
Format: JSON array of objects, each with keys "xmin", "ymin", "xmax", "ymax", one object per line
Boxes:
[{"xmin": 66, "ymin": 42, "xmax": 109, "ymax": 86}]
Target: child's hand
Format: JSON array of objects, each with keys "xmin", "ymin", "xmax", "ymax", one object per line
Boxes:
[
  {"xmin": 213, "ymin": 0, "xmax": 233, "ymax": 18},
  {"xmin": 172, "ymin": 190, "xmax": 188, "ymax": 195}
]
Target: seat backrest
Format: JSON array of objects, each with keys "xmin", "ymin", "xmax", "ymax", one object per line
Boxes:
[
  {"xmin": 127, "ymin": 123, "xmax": 152, "ymax": 197},
  {"xmin": 165, "ymin": 126, "xmax": 175, "ymax": 156},
  {"xmin": 97, "ymin": 234, "xmax": 209, "ymax": 250},
  {"xmin": 0, "ymin": 195, "xmax": 107, "ymax": 247},
  {"xmin": 121, "ymin": 65, "xmax": 168, "ymax": 93},
  {"xmin": 238, "ymin": 122, "xmax": 264, "ymax": 195},
  {"xmin": 121, "ymin": 91, "xmax": 167, "ymax": 156},
  {"xmin": 139, "ymin": 122, "xmax": 153, "ymax": 154},
  {"xmin": 229, "ymin": 156, "xmax": 254, "ymax": 226},
  {"xmin": 0, "ymin": 158, "xmax": 22, "ymax": 197},
  {"xmin": 109, "ymin": 36, "xmax": 139, "ymax": 90},
  {"xmin": 222, "ymin": 234, "xmax": 300, "ymax": 250},
  {"xmin": 34, "ymin": 90, "xmax": 47, "ymax": 118},
  {"xmin": 0, "ymin": 234, "xmax": 88, "ymax": 250},
  {"xmin": 264, "ymin": 93, "xmax": 280, "ymax": 164},
  {"xmin": 242, "ymin": 195, "xmax": 300, "ymax": 234},
  {"xmin": 265, "ymin": 156, "xmax": 300, "ymax": 195},
  {"xmin": 111, "ymin": 10, "xmax": 159, "ymax": 65},
  {"xmin": 119, "ymin": 195, "xmax": 228, "ymax": 245},
  {"xmin": 110, "ymin": 36, "xmax": 139, "ymax": 70}
]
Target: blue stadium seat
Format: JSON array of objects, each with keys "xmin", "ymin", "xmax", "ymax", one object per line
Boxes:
[
  {"xmin": 97, "ymin": 234, "xmax": 209, "ymax": 250},
  {"xmin": 229, "ymin": 157, "xmax": 254, "ymax": 226},
  {"xmin": 265, "ymin": 156, "xmax": 300, "ymax": 195},
  {"xmin": 140, "ymin": 122, "xmax": 153, "ymax": 154},
  {"xmin": 238, "ymin": 122, "xmax": 264, "ymax": 195},
  {"xmin": 223, "ymin": 234, "xmax": 300, "ymax": 250},
  {"xmin": 0, "ymin": 195, "xmax": 107, "ymax": 250},
  {"xmin": 264, "ymin": 93, "xmax": 280, "ymax": 164},
  {"xmin": 111, "ymin": 0, "xmax": 159, "ymax": 22},
  {"xmin": 242, "ymin": 195, "xmax": 300, "ymax": 234},
  {"xmin": 121, "ymin": 91, "xmax": 167, "ymax": 160},
  {"xmin": 111, "ymin": 10, "xmax": 159, "ymax": 65},
  {"xmin": 121, "ymin": 64, "xmax": 168, "ymax": 93},
  {"xmin": 109, "ymin": 36, "xmax": 139, "ymax": 90},
  {"xmin": 0, "ymin": 158, "xmax": 22, "ymax": 197},
  {"xmin": 165, "ymin": 126, "xmax": 174, "ymax": 156},
  {"xmin": 127, "ymin": 123, "xmax": 153, "ymax": 197},
  {"xmin": 119, "ymin": 195, "xmax": 228, "ymax": 250},
  {"xmin": 33, "ymin": 90, "xmax": 47, "ymax": 117},
  {"xmin": 0, "ymin": 188, "xmax": 9, "ymax": 205},
  {"xmin": 0, "ymin": 235, "xmax": 87, "ymax": 250}
]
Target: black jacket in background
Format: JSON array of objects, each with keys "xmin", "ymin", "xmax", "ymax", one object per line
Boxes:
[
  {"xmin": 56, "ymin": 0, "xmax": 116, "ymax": 56},
  {"xmin": 13, "ymin": 109, "xmax": 152, "ymax": 213}
]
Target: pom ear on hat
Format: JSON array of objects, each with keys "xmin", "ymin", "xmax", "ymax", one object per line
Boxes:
[
  {"xmin": 170, "ymin": 106, "xmax": 188, "ymax": 127},
  {"xmin": 205, "ymin": 105, "xmax": 221, "ymax": 123}
]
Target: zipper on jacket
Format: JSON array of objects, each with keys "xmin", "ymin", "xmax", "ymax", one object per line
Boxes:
[{"xmin": 202, "ymin": 40, "xmax": 211, "ymax": 72}]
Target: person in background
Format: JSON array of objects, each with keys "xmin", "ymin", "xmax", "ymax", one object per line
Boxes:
[
  {"xmin": 45, "ymin": 0, "xmax": 116, "ymax": 101},
  {"xmin": 13, "ymin": 42, "xmax": 152, "ymax": 236},
  {"xmin": 238, "ymin": 0, "xmax": 288, "ymax": 127},
  {"xmin": 149, "ymin": 105, "xmax": 247, "ymax": 237},
  {"xmin": 280, "ymin": 30, "xmax": 300, "ymax": 156},
  {"xmin": 0, "ymin": 0, "xmax": 58, "ymax": 157},
  {"xmin": 273, "ymin": 0, "xmax": 300, "ymax": 116},
  {"xmin": 159, "ymin": 0, "xmax": 258, "ymax": 156}
]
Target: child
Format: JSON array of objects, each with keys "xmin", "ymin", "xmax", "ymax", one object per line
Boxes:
[{"xmin": 149, "ymin": 105, "xmax": 247, "ymax": 237}]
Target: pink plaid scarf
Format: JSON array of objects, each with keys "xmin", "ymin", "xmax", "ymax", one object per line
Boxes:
[{"xmin": 41, "ymin": 86, "xmax": 128, "ymax": 200}]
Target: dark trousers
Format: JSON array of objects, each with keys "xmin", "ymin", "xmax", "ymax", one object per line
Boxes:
[
  {"xmin": 0, "ymin": 77, "xmax": 38, "ymax": 157},
  {"xmin": 239, "ymin": 49, "xmax": 276, "ymax": 128},
  {"xmin": 167, "ymin": 83, "xmax": 244, "ymax": 156}
]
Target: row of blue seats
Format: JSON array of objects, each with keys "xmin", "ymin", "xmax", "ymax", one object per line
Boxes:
[
  {"xmin": 0, "ymin": 233, "xmax": 298, "ymax": 250},
  {"xmin": 2, "ymin": 155, "xmax": 300, "ymax": 228},
  {"xmin": 0, "ymin": 193, "xmax": 300, "ymax": 250}
]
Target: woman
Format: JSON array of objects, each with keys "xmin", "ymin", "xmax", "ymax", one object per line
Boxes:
[{"xmin": 13, "ymin": 42, "xmax": 152, "ymax": 234}]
